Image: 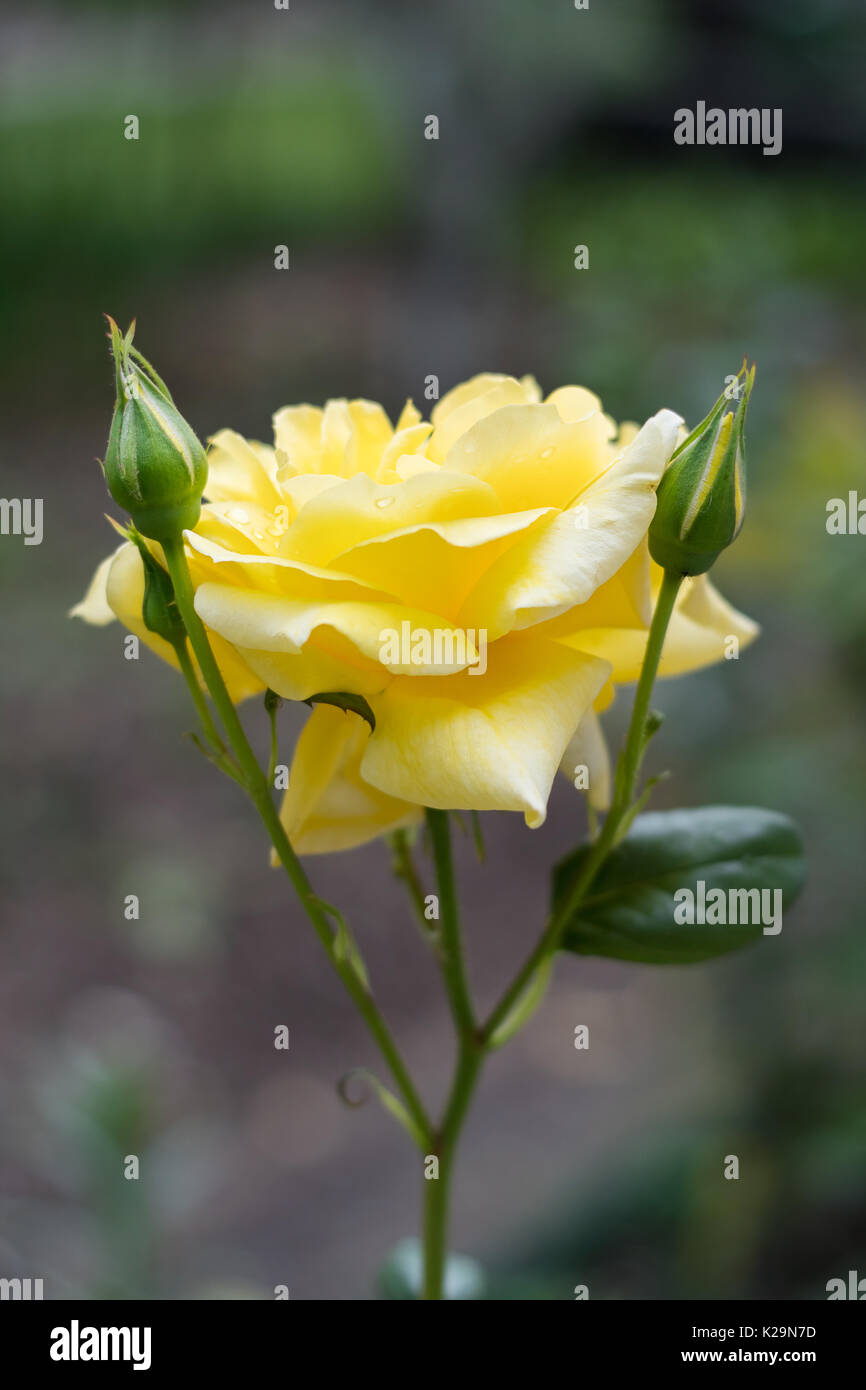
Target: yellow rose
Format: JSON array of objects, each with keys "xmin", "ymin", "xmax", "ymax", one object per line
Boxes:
[{"xmin": 73, "ymin": 374, "xmax": 757, "ymax": 852}]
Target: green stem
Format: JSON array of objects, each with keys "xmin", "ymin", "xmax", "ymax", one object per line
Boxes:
[
  {"xmin": 266, "ymin": 701, "xmax": 280, "ymax": 788},
  {"xmin": 425, "ymin": 810, "xmax": 476, "ymax": 1034},
  {"xmin": 418, "ymin": 570, "xmax": 682, "ymax": 1294},
  {"xmin": 162, "ymin": 534, "xmax": 432, "ymax": 1145},
  {"xmin": 613, "ymin": 567, "xmax": 683, "ymax": 827},
  {"xmin": 174, "ymin": 639, "xmax": 228, "ymax": 755},
  {"xmin": 422, "ymin": 1041, "xmax": 484, "ymax": 1301},
  {"xmin": 481, "ymin": 569, "xmax": 683, "ymax": 1042},
  {"xmin": 390, "ymin": 828, "xmax": 436, "ymax": 939},
  {"xmin": 421, "ymin": 808, "xmax": 484, "ymax": 1299}
]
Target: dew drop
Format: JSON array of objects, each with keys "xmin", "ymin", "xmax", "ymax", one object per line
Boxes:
[
  {"xmin": 252, "ymin": 529, "xmax": 265, "ymax": 540},
  {"xmin": 375, "ymin": 495, "xmax": 396, "ymax": 509},
  {"xmin": 227, "ymin": 507, "xmax": 250, "ymax": 524},
  {"xmin": 540, "ymin": 446, "xmax": 555, "ymax": 459}
]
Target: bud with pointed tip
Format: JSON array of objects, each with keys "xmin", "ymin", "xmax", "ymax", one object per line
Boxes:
[
  {"xmin": 649, "ymin": 364, "xmax": 754, "ymax": 577},
  {"xmin": 102, "ymin": 319, "xmax": 208, "ymax": 543}
]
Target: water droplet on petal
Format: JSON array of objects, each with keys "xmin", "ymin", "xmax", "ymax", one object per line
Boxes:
[
  {"xmin": 228, "ymin": 507, "xmax": 250, "ymax": 524},
  {"xmin": 462, "ymin": 439, "xmax": 477, "ymax": 454},
  {"xmin": 252, "ymin": 529, "xmax": 265, "ymax": 540},
  {"xmin": 541, "ymin": 446, "xmax": 555, "ymax": 459},
  {"xmin": 375, "ymin": 495, "xmax": 395, "ymax": 509}
]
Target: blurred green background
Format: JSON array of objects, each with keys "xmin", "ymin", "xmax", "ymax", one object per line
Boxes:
[{"xmin": 1, "ymin": 0, "xmax": 864, "ymax": 1299}]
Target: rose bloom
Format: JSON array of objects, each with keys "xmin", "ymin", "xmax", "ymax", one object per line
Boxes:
[{"xmin": 74, "ymin": 374, "xmax": 757, "ymax": 852}]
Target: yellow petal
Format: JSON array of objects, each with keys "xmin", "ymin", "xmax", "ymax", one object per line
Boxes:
[
  {"xmin": 456, "ymin": 409, "xmax": 682, "ymax": 636},
  {"xmin": 333, "ymin": 506, "xmax": 551, "ymax": 617},
  {"xmin": 360, "ymin": 634, "xmax": 611, "ymax": 827},
  {"xmin": 395, "ymin": 454, "xmax": 440, "ymax": 481},
  {"xmin": 395, "ymin": 399, "xmax": 422, "ymax": 432},
  {"xmin": 205, "ymin": 430, "xmax": 283, "ymax": 511},
  {"xmin": 272, "ymin": 400, "xmax": 395, "ymax": 480},
  {"xmin": 375, "ymin": 422, "xmax": 433, "ymax": 483},
  {"xmin": 70, "ymin": 546, "xmax": 124, "ymax": 625},
  {"xmin": 97, "ymin": 542, "xmax": 265, "ymax": 702},
  {"xmin": 543, "ymin": 540, "xmax": 653, "ymax": 637},
  {"xmin": 272, "ymin": 404, "xmax": 326, "ymax": 477},
  {"xmin": 279, "ymin": 704, "xmax": 421, "ymax": 854},
  {"xmin": 322, "ymin": 399, "xmax": 394, "ymax": 478},
  {"xmin": 193, "ymin": 583, "xmax": 483, "ymax": 688},
  {"xmin": 195, "ymin": 501, "xmax": 291, "ymax": 557},
  {"xmin": 431, "ymin": 372, "xmax": 540, "ymax": 426},
  {"xmin": 427, "ymin": 375, "xmax": 542, "ymax": 463},
  {"xmin": 280, "ymin": 473, "xmax": 346, "ymax": 513},
  {"xmin": 184, "ymin": 529, "xmax": 396, "ymax": 602},
  {"xmin": 559, "ymin": 707, "xmax": 612, "ymax": 811},
  {"xmin": 558, "ymin": 572, "xmax": 759, "ymax": 683},
  {"xmin": 282, "ymin": 468, "xmax": 501, "ymax": 568},
  {"xmin": 442, "ymin": 402, "xmax": 617, "ymax": 513},
  {"xmin": 546, "ymin": 385, "xmax": 606, "ymax": 425}
]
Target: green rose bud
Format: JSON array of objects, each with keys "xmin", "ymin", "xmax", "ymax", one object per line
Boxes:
[
  {"xmin": 649, "ymin": 364, "xmax": 754, "ymax": 577},
  {"xmin": 126, "ymin": 526, "xmax": 187, "ymax": 649},
  {"xmin": 102, "ymin": 318, "xmax": 208, "ymax": 543}
]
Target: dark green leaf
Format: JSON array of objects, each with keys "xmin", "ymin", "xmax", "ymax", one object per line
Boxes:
[
  {"xmin": 304, "ymin": 690, "xmax": 376, "ymax": 732},
  {"xmin": 554, "ymin": 806, "xmax": 806, "ymax": 965}
]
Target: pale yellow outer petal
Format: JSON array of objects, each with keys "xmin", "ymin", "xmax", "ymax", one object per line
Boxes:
[
  {"xmin": 360, "ymin": 634, "xmax": 611, "ymax": 828},
  {"xmin": 559, "ymin": 707, "xmax": 612, "ymax": 811},
  {"xmin": 70, "ymin": 546, "xmax": 124, "ymax": 625},
  {"xmin": 279, "ymin": 704, "xmax": 422, "ymax": 854},
  {"xmin": 558, "ymin": 572, "xmax": 760, "ymax": 683},
  {"xmin": 78, "ymin": 540, "xmax": 266, "ymax": 702}
]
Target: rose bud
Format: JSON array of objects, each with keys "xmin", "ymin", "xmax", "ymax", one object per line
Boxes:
[
  {"xmin": 649, "ymin": 363, "xmax": 754, "ymax": 577},
  {"xmin": 102, "ymin": 318, "xmax": 208, "ymax": 543},
  {"xmin": 126, "ymin": 526, "xmax": 187, "ymax": 649}
]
